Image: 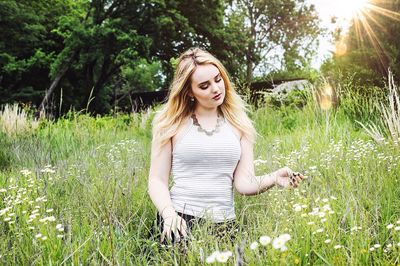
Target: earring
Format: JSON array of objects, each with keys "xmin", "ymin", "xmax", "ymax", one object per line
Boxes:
[{"xmin": 190, "ymin": 97, "xmax": 194, "ymax": 102}]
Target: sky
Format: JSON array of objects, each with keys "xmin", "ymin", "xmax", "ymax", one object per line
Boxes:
[{"xmin": 308, "ymin": 0, "xmax": 357, "ymax": 67}]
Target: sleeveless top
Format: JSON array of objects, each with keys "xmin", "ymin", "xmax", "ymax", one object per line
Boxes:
[{"xmin": 170, "ymin": 117, "xmax": 241, "ymax": 223}]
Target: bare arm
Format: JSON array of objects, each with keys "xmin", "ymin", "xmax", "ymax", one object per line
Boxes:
[
  {"xmin": 233, "ymin": 137, "xmax": 303, "ymax": 195},
  {"xmin": 147, "ymin": 136, "xmax": 187, "ymax": 241},
  {"xmin": 147, "ymin": 138, "xmax": 176, "ymax": 218}
]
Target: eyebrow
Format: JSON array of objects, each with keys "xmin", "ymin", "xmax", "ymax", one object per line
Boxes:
[{"xmin": 198, "ymin": 73, "xmax": 221, "ymax": 86}]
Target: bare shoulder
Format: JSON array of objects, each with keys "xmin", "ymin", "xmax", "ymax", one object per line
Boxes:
[
  {"xmin": 172, "ymin": 117, "xmax": 191, "ymax": 147},
  {"xmin": 226, "ymin": 121, "xmax": 243, "ymax": 140}
]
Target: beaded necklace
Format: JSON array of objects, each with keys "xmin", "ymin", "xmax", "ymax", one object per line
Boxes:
[{"xmin": 191, "ymin": 113, "xmax": 224, "ymax": 136}]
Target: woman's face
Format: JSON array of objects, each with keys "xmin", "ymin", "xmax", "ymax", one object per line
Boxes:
[{"xmin": 190, "ymin": 64, "xmax": 225, "ymax": 110}]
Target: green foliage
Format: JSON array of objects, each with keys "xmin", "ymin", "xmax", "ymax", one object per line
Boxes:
[
  {"xmin": 322, "ymin": 0, "xmax": 400, "ymax": 86},
  {"xmin": 226, "ymin": 0, "xmax": 321, "ymax": 82},
  {"xmin": 1, "ymin": 91, "xmax": 399, "ymax": 264},
  {"xmin": 0, "ymin": 0, "xmax": 88, "ymax": 105},
  {"xmin": 0, "ymin": 133, "xmax": 13, "ymax": 170},
  {"xmin": 121, "ymin": 59, "xmax": 163, "ymax": 92},
  {"xmin": 265, "ymin": 89, "xmax": 313, "ymax": 110},
  {"xmin": 333, "ymin": 76, "xmax": 386, "ymax": 127}
]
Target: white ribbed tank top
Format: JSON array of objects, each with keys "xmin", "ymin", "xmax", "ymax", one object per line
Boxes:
[{"xmin": 170, "ymin": 117, "xmax": 241, "ymax": 223}]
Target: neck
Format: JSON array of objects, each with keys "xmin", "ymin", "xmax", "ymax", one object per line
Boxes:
[{"xmin": 194, "ymin": 106, "xmax": 219, "ymax": 118}]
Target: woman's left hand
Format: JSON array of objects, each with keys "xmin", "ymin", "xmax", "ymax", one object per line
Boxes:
[{"xmin": 274, "ymin": 166, "xmax": 305, "ymax": 188}]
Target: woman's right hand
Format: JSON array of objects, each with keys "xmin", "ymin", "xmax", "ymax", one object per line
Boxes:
[{"xmin": 161, "ymin": 213, "xmax": 188, "ymax": 243}]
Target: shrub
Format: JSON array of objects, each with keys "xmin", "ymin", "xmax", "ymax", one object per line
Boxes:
[{"xmin": 0, "ymin": 103, "xmax": 39, "ymax": 136}]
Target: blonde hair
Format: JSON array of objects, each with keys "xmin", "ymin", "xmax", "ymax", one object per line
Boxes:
[{"xmin": 152, "ymin": 47, "xmax": 256, "ymax": 149}]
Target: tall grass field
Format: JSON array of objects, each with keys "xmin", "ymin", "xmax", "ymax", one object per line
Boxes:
[{"xmin": 0, "ymin": 85, "xmax": 399, "ymax": 265}]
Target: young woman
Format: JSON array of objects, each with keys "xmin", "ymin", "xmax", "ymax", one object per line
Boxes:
[{"xmin": 148, "ymin": 47, "xmax": 304, "ymax": 243}]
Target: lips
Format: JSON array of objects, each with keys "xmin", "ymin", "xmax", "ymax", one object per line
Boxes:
[{"xmin": 213, "ymin": 93, "xmax": 222, "ymax": 100}]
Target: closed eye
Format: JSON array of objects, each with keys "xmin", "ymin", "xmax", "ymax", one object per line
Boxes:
[{"xmin": 198, "ymin": 73, "xmax": 221, "ymax": 90}]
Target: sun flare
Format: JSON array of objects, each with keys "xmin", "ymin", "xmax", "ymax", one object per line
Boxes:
[{"xmin": 334, "ymin": 0, "xmax": 369, "ymax": 20}]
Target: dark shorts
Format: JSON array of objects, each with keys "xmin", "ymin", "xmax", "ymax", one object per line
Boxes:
[{"xmin": 155, "ymin": 212, "xmax": 238, "ymax": 245}]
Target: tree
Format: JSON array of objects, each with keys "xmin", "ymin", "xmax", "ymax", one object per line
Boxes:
[
  {"xmin": 44, "ymin": 0, "xmax": 228, "ymax": 114},
  {"xmin": 226, "ymin": 0, "xmax": 320, "ymax": 83},
  {"xmin": 0, "ymin": 0, "xmax": 85, "ymax": 106},
  {"xmin": 322, "ymin": 0, "xmax": 400, "ymax": 85}
]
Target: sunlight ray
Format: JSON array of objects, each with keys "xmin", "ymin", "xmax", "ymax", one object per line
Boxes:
[
  {"xmin": 357, "ymin": 13, "xmax": 390, "ymax": 73},
  {"xmin": 362, "ymin": 9, "xmax": 389, "ymax": 36},
  {"xmin": 367, "ymin": 3, "xmax": 400, "ymax": 21},
  {"xmin": 353, "ymin": 16, "xmax": 365, "ymax": 49}
]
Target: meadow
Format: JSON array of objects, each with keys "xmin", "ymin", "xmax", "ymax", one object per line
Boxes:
[{"xmin": 0, "ymin": 83, "xmax": 399, "ymax": 265}]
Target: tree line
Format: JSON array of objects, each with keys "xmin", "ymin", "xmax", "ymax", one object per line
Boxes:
[
  {"xmin": 1, "ymin": 0, "xmax": 398, "ymax": 115},
  {"xmin": 0, "ymin": 0, "xmax": 320, "ymax": 115}
]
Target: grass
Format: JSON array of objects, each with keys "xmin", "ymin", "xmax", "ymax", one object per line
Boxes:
[{"xmin": 0, "ymin": 90, "xmax": 399, "ymax": 265}]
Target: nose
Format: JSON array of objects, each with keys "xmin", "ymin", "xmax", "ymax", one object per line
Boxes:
[{"xmin": 211, "ymin": 82, "xmax": 220, "ymax": 93}]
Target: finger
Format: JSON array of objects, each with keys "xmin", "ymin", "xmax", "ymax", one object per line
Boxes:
[
  {"xmin": 296, "ymin": 173, "xmax": 305, "ymax": 180},
  {"xmin": 167, "ymin": 229, "xmax": 172, "ymax": 241},
  {"xmin": 172, "ymin": 226, "xmax": 180, "ymax": 242},
  {"xmin": 286, "ymin": 167, "xmax": 293, "ymax": 178},
  {"xmin": 294, "ymin": 176, "xmax": 302, "ymax": 183},
  {"xmin": 180, "ymin": 221, "xmax": 188, "ymax": 238},
  {"xmin": 161, "ymin": 230, "xmax": 166, "ymax": 243}
]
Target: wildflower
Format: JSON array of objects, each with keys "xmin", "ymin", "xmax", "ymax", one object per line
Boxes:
[
  {"xmin": 272, "ymin": 234, "xmax": 291, "ymax": 252},
  {"xmin": 397, "ymin": 220, "xmax": 400, "ymax": 224},
  {"xmin": 387, "ymin": 224, "xmax": 394, "ymax": 229},
  {"xmin": 216, "ymin": 251, "xmax": 232, "ymax": 263},
  {"xmin": 322, "ymin": 204, "xmax": 331, "ymax": 212},
  {"xmin": 321, "ymin": 218, "xmax": 327, "ymax": 223},
  {"xmin": 250, "ymin": 242, "xmax": 259, "ymax": 250},
  {"xmin": 322, "ymin": 198, "xmax": 329, "ymax": 203},
  {"xmin": 41, "ymin": 168, "xmax": 55, "ymax": 174},
  {"xmin": 330, "ymin": 196, "xmax": 337, "ymax": 200},
  {"xmin": 46, "ymin": 209, "xmax": 53, "ymax": 213},
  {"xmin": 0, "ymin": 188, "xmax": 6, "ymax": 193},
  {"xmin": 369, "ymin": 247, "xmax": 375, "ymax": 252},
  {"xmin": 206, "ymin": 251, "xmax": 218, "ymax": 264},
  {"xmin": 20, "ymin": 169, "xmax": 32, "ymax": 176},
  {"xmin": 56, "ymin": 234, "xmax": 64, "ymax": 238},
  {"xmin": 35, "ymin": 233, "xmax": 43, "ymax": 238},
  {"xmin": 324, "ymin": 239, "xmax": 331, "ymax": 244},
  {"xmin": 280, "ymin": 234, "xmax": 291, "ymax": 241},
  {"xmin": 373, "ymin": 244, "xmax": 381, "ymax": 248},
  {"xmin": 41, "ymin": 236, "xmax": 47, "ymax": 241},
  {"xmin": 4, "ymin": 217, "xmax": 11, "ymax": 222},
  {"xmin": 315, "ymin": 228, "xmax": 324, "ymax": 233},
  {"xmin": 394, "ymin": 226, "xmax": 400, "ymax": 231},
  {"xmin": 334, "ymin": 245, "xmax": 342, "ymax": 249},
  {"xmin": 259, "ymin": 236, "xmax": 272, "ymax": 246},
  {"xmin": 307, "ymin": 222, "xmax": 315, "ymax": 225},
  {"xmin": 56, "ymin": 224, "xmax": 64, "ymax": 231},
  {"xmin": 294, "ymin": 205, "xmax": 302, "ymax": 212}
]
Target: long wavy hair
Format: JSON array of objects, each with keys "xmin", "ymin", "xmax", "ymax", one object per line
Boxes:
[{"xmin": 152, "ymin": 47, "xmax": 256, "ymax": 149}]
